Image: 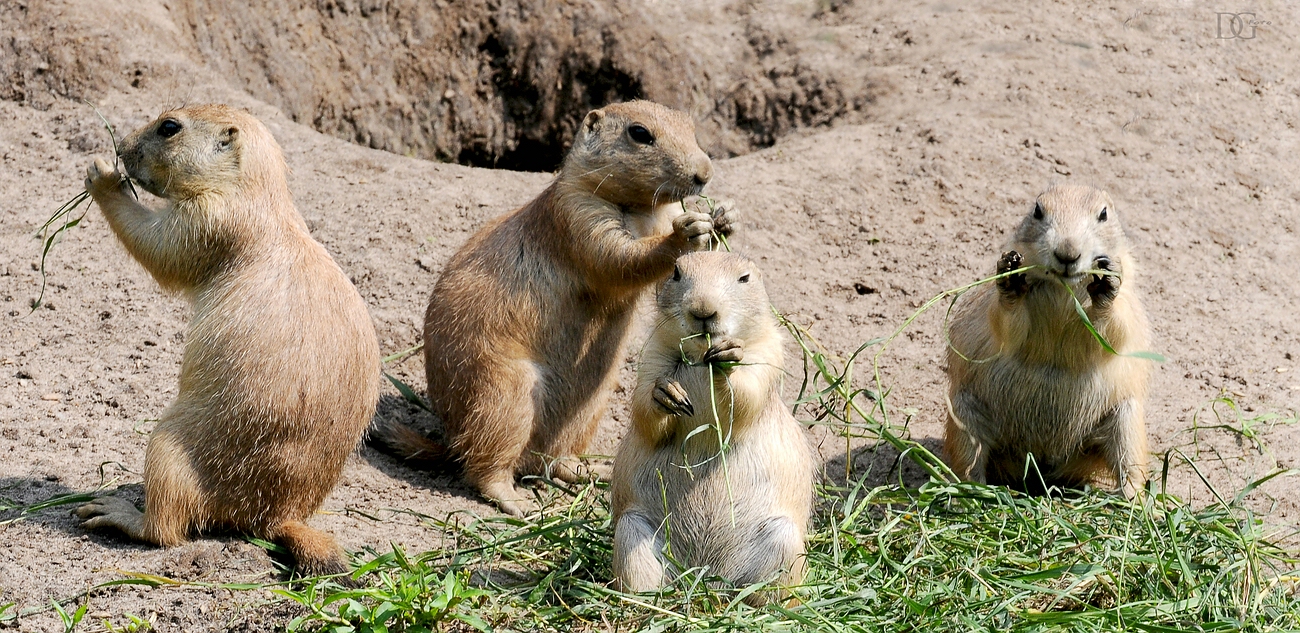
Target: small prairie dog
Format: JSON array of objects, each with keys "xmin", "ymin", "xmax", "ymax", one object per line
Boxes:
[
  {"xmin": 945, "ymin": 184, "xmax": 1152, "ymax": 497},
  {"xmin": 612, "ymin": 251, "xmax": 814, "ymax": 604},
  {"xmin": 371, "ymin": 100, "xmax": 734, "ymax": 515},
  {"xmin": 76, "ymin": 105, "xmax": 380, "ymax": 575}
]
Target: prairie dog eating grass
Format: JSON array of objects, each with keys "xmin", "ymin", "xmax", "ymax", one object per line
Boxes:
[
  {"xmin": 945, "ymin": 184, "xmax": 1152, "ymax": 497},
  {"xmin": 76, "ymin": 105, "xmax": 380, "ymax": 576},
  {"xmin": 612, "ymin": 251, "xmax": 813, "ymax": 604},
  {"xmin": 370, "ymin": 100, "xmax": 735, "ymax": 516}
]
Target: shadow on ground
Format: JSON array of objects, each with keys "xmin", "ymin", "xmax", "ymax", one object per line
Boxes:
[
  {"xmin": 359, "ymin": 394, "xmax": 486, "ymax": 512},
  {"xmin": 819, "ymin": 437, "xmax": 946, "ymax": 490}
]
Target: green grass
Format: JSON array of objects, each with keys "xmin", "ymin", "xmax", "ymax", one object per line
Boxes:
[
  {"xmin": 269, "ymin": 470, "xmax": 1300, "ymax": 632},
  {"xmin": 263, "ymin": 403, "xmax": 1300, "ymax": 632}
]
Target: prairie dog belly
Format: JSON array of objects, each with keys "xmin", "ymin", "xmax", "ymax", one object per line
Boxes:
[
  {"xmin": 627, "ymin": 427, "xmax": 791, "ymax": 577},
  {"xmin": 961, "ymin": 358, "xmax": 1117, "ymax": 456}
]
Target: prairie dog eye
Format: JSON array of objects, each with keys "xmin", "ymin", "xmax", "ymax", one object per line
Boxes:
[
  {"xmin": 158, "ymin": 119, "xmax": 182, "ymax": 138},
  {"xmin": 1033, "ymin": 202, "xmax": 1045, "ymax": 220},
  {"xmin": 738, "ymin": 273, "xmax": 750, "ymax": 284},
  {"xmin": 627, "ymin": 124, "xmax": 655, "ymax": 145},
  {"xmin": 1098, "ymin": 207, "xmax": 1109, "ymax": 222},
  {"xmin": 672, "ymin": 265, "xmax": 681, "ymax": 281}
]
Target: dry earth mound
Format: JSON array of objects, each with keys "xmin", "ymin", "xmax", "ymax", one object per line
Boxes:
[{"xmin": 5, "ymin": 0, "xmax": 878, "ymax": 170}]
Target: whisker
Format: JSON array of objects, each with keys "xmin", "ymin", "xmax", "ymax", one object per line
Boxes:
[
  {"xmin": 636, "ymin": 312, "xmax": 679, "ymax": 359},
  {"xmin": 594, "ymin": 171, "xmax": 613, "ymax": 195},
  {"xmin": 572, "ymin": 161, "xmax": 617, "ymax": 181},
  {"xmin": 652, "ymin": 180, "xmax": 669, "ymax": 209}
]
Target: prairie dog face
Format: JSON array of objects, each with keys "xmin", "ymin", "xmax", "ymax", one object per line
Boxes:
[
  {"xmin": 656, "ymin": 252, "xmax": 771, "ymax": 352},
  {"xmin": 1010, "ymin": 184, "xmax": 1128, "ymax": 283},
  {"xmin": 119, "ymin": 104, "xmax": 285, "ymax": 200},
  {"xmin": 563, "ymin": 100, "xmax": 713, "ymax": 209}
]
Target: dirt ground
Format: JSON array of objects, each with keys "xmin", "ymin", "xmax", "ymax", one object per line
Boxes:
[{"xmin": 3, "ymin": 1, "xmax": 1299, "ymax": 631}]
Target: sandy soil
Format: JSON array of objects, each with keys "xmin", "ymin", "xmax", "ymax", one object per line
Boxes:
[{"xmin": 2, "ymin": 1, "xmax": 1299, "ymax": 630}]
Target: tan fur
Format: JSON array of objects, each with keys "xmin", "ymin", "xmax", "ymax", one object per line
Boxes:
[
  {"xmin": 611, "ymin": 251, "xmax": 814, "ymax": 605},
  {"xmin": 945, "ymin": 184, "xmax": 1152, "ymax": 497},
  {"xmin": 370, "ymin": 100, "xmax": 734, "ymax": 516},
  {"xmin": 76, "ymin": 105, "xmax": 380, "ymax": 576}
]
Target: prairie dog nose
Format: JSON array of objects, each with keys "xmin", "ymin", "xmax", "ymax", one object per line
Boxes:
[
  {"xmin": 1054, "ymin": 249, "xmax": 1081, "ymax": 266},
  {"xmin": 692, "ymin": 154, "xmax": 713, "ymax": 187},
  {"xmin": 689, "ymin": 307, "xmax": 718, "ymax": 322}
]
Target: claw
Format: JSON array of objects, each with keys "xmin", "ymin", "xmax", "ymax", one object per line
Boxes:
[
  {"xmin": 708, "ymin": 198, "xmax": 737, "ymax": 237},
  {"xmin": 653, "ymin": 377, "xmax": 694, "ymax": 417}
]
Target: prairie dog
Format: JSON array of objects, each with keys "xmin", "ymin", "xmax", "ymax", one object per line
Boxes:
[
  {"xmin": 76, "ymin": 105, "xmax": 380, "ymax": 575},
  {"xmin": 371, "ymin": 100, "xmax": 735, "ymax": 515},
  {"xmin": 612, "ymin": 251, "xmax": 814, "ymax": 604},
  {"xmin": 945, "ymin": 184, "xmax": 1152, "ymax": 497}
]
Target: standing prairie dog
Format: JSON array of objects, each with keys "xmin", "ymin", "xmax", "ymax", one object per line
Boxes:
[
  {"xmin": 612, "ymin": 251, "xmax": 814, "ymax": 604},
  {"xmin": 76, "ymin": 105, "xmax": 380, "ymax": 575},
  {"xmin": 945, "ymin": 184, "xmax": 1152, "ymax": 497},
  {"xmin": 370, "ymin": 101, "xmax": 734, "ymax": 515}
]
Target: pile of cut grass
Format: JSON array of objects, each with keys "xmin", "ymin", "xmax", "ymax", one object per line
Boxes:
[{"xmin": 275, "ymin": 468, "xmax": 1300, "ymax": 632}]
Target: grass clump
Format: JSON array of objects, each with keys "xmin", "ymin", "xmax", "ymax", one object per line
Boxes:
[{"xmin": 271, "ymin": 464, "xmax": 1299, "ymax": 632}]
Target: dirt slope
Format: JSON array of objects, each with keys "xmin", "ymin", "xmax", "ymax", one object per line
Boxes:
[
  {"xmin": 2, "ymin": 1, "xmax": 1299, "ymax": 630},
  {"xmin": 4, "ymin": 0, "xmax": 875, "ymax": 170}
]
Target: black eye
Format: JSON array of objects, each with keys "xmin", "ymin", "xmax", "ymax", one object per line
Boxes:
[
  {"xmin": 628, "ymin": 124, "xmax": 655, "ymax": 145},
  {"xmin": 738, "ymin": 273, "xmax": 750, "ymax": 284},
  {"xmin": 1098, "ymin": 207, "xmax": 1108, "ymax": 222},
  {"xmin": 1033, "ymin": 202, "xmax": 1044, "ymax": 220},
  {"xmin": 158, "ymin": 119, "xmax": 182, "ymax": 138},
  {"xmin": 672, "ymin": 265, "xmax": 681, "ymax": 281}
]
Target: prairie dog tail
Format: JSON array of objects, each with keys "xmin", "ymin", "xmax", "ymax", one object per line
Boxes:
[{"xmin": 367, "ymin": 418, "xmax": 452, "ymax": 469}]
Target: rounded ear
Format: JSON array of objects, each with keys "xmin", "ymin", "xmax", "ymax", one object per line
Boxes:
[
  {"xmin": 583, "ymin": 109, "xmax": 605, "ymax": 133},
  {"xmin": 218, "ymin": 126, "xmax": 238, "ymax": 151}
]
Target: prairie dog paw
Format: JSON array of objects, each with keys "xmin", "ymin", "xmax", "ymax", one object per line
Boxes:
[
  {"xmin": 701, "ymin": 337, "xmax": 745, "ymax": 366},
  {"xmin": 705, "ymin": 198, "xmax": 737, "ymax": 237},
  {"xmin": 671, "ymin": 210, "xmax": 713, "ymax": 249},
  {"xmin": 551, "ymin": 459, "xmax": 612, "ymax": 484},
  {"xmin": 495, "ymin": 495, "xmax": 538, "ymax": 518},
  {"xmin": 84, "ymin": 158, "xmax": 124, "ymax": 197},
  {"xmin": 653, "ymin": 376, "xmax": 694, "ymax": 417},
  {"xmin": 76, "ymin": 496, "xmax": 145, "ymax": 537},
  {"xmin": 1087, "ymin": 255, "xmax": 1122, "ymax": 307},
  {"xmin": 995, "ymin": 250, "xmax": 1028, "ymax": 299}
]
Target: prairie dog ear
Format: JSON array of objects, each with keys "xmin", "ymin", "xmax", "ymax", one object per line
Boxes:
[
  {"xmin": 218, "ymin": 126, "xmax": 238, "ymax": 151},
  {"xmin": 583, "ymin": 109, "xmax": 605, "ymax": 133}
]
